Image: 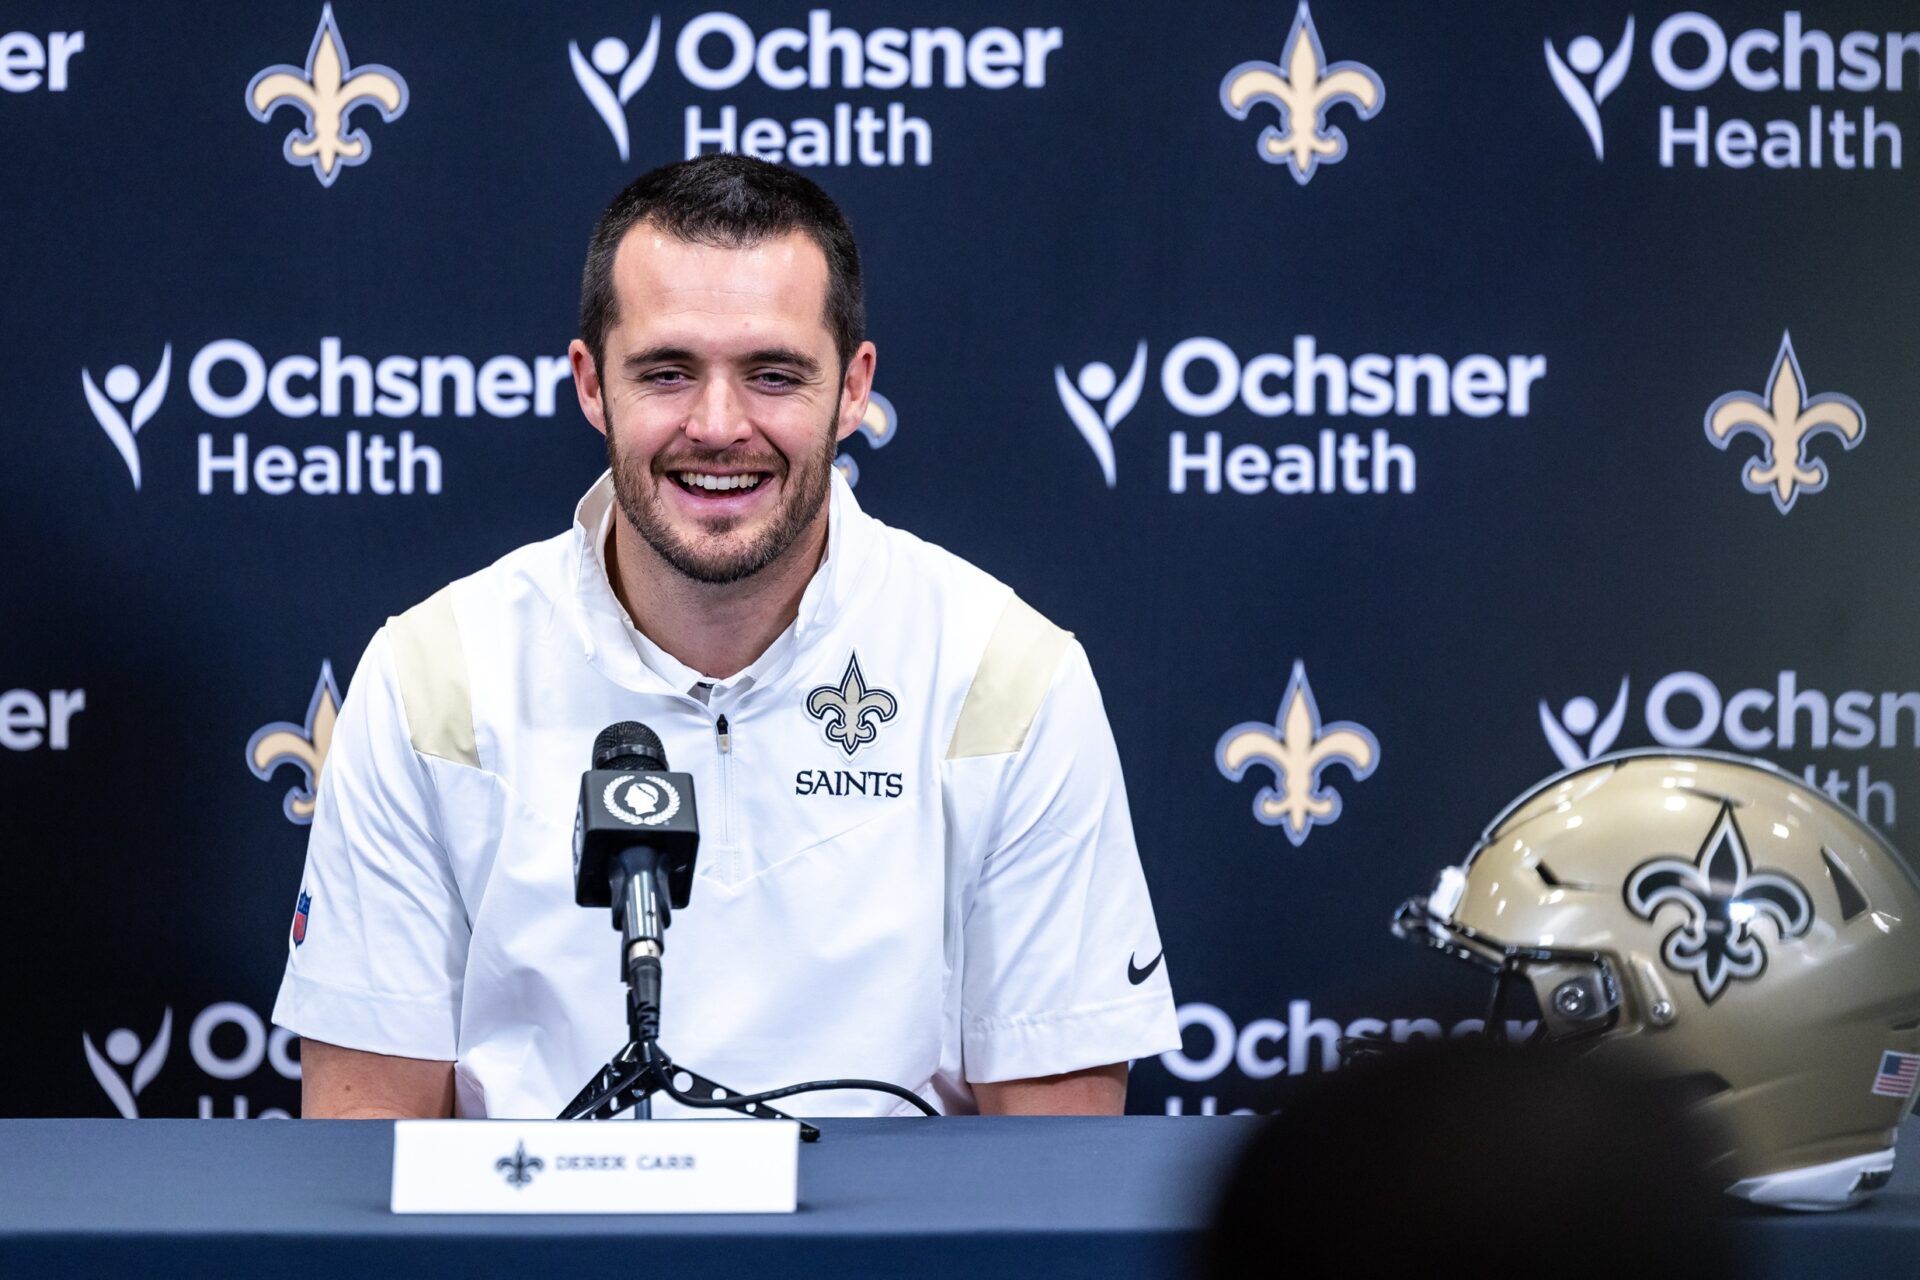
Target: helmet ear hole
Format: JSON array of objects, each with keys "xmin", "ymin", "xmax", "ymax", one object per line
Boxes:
[{"xmin": 1821, "ymin": 849, "xmax": 1870, "ymax": 921}]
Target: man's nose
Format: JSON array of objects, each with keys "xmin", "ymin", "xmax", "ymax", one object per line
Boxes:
[{"xmin": 684, "ymin": 377, "xmax": 752, "ymax": 449}]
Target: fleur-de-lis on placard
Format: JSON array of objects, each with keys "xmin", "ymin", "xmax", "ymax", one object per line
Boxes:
[
  {"xmin": 1705, "ymin": 332, "xmax": 1865, "ymax": 514},
  {"xmin": 1220, "ymin": 1, "xmax": 1385, "ymax": 185},
  {"xmin": 806, "ymin": 653, "xmax": 899, "ymax": 758},
  {"xmin": 247, "ymin": 5, "xmax": 409, "ymax": 186},
  {"xmin": 1626, "ymin": 804, "xmax": 1814, "ymax": 1003},
  {"xmin": 248, "ymin": 663, "xmax": 341, "ymax": 825},
  {"xmin": 495, "ymin": 1141, "xmax": 544, "ymax": 1189},
  {"xmin": 1216, "ymin": 661, "xmax": 1379, "ymax": 847}
]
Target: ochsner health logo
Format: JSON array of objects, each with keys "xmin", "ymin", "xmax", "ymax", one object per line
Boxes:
[
  {"xmin": 81, "ymin": 346, "xmax": 172, "ymax": 490},
  {"xmin": 1545, "ymin": 12, "xmax": 1915, "ymax": 171},
  {"xmin": 1539, "ymin": 672, "xmax": 1919, "ymax": 826},
  {"xmin": 84, "ymin": 1002, "xmax": 299, "ymax": 1119},
  {"xmin": 1053, "ymin": 337, "xmax": 1548, "ymax": 496},
  {"xmin": 565, "ymin": 11, "xmax": 1066, "ymax": 168},
  {"xmin": 568, "ymin": 18, "xmax": 664, "ymax": 162},
  {"xmin": 1545, "ymin": 17, "xmax": 1633, "ymax": 159},
  {"xmin": 79, "ymin": 338, "xmax": 573, "ymax": 497},
  {"xmin": 1054, "ymin": 343, "xmax": 1147, "ymax": 488}
]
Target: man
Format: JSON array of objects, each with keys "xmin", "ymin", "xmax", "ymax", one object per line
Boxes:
[{"xmin": 273, "ymin": 155, "xmax": 1178, "ymax": 1119}]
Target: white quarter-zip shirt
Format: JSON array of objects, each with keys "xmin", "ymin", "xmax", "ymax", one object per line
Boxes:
[{"xmin": 272, "ymin": 470, "xmax": 1179, "ymax": 1117}]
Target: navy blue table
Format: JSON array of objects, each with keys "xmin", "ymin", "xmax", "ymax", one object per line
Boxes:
[{"xmin": 0, "ymin": 1117, "xmax": 1915, "ymax": 1277}]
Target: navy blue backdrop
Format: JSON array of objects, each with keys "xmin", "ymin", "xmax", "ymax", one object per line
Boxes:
[{"xmin": 6, "ymin": 0, "xmax": 1918, "ymax": 1118}]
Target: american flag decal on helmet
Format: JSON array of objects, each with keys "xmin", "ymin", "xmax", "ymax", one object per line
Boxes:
[{"xmin": 1872, "ymin": 1051, "xmax": 1920, "ymax": 1099}]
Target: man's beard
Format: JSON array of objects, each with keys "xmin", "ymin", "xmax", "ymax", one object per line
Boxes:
[{"xmin": 605, "ymin": 405, "xmax": 839, "ymax": 586}]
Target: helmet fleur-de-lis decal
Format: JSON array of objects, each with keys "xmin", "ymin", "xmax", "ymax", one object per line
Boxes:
[
  {"xmin": 1705, "ymin": 332, "xmax": 1865, "ymax": 514},
  {"xmin": 247, "ymin": 4, "xmax": 409, "ymax": 187},
  {"xmin": 806, "ymin": 653, "xmax": 898, "ymax": 758},
  {"xmin": 1220, "ymin": 1, "xmax": 1385, "ymax": 185},
  {"xmin": 1626, "ymin": 804, "xmax": 1814, "ymax": 1003},
  {"xmin": 495, "ymin": 1141, "xmax": 544, "ymax": 1189},
  {"xmin": 1216, "ymin": 661, "xmax": 1379, "ymax": 847},
  {"xmin": 247, "ymin": 663, "xmax": 341, "ymax": 825}
]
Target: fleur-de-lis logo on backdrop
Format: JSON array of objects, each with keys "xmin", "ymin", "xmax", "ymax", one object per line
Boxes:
[
  {"xmin": 248, "ymin": 663, "xmax": 341, "ymax": 825},
  {"xmin": 247, "ymin": 5, "xmax": 409, "ymax": 186},
  {"xmin": 835, "ymin": 391, "xmax": 898, "ymax": 487},
  {"xmin": 1055, "ymin": 343, "xmax": 1148, "ymax": 489},
  {"xmin": 80, "ymin": 346, "xmax": 171, "ymax": 490},
  {"xmin": 807, "ymin": 653, "xmax": 898, "ymax": 758},
  {"xmin": 1705, "ymin": 332, "xmax": 1865, "ymax": 514},
  {"xmin": 1220, "ymin": 1, "xmax": 1385, "ymax": 185},
  {"xmin": 1625, "ymin": 804, "xmax": 1813, "ymax": 1003},
  {"xmin": 495, "ymin": 1141, "xmax": 544, "ymax": 1189},
  {"xmin": 1216, "ymin": 661, "xmax": 1379, "ymax": 847}
]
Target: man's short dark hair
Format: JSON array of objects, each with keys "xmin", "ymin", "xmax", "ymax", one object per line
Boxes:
[{"xmin": 580, "ymin": 154, "xmax": 865, "ymax": 376}]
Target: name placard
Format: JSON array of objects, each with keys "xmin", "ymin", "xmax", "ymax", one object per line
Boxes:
[{"xmin": 390, "ymin": 1119, "xmax": 799, "ymax": 1214}]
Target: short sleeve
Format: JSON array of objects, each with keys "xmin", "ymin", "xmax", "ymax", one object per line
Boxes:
[
  {"xmin": 957, "ymin": 640, "xmax": 1181, "ymax": 1083},
  {"xmin": 270, "ymin": 629, "xmax": 468, "ymax": 1059}
]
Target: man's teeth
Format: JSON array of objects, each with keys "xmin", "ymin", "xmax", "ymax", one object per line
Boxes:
[{"xmin": 678, "ymin": 473, "xmax": 763, "ymax": 492}]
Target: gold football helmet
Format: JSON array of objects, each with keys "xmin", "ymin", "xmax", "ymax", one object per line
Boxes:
[{"xmin": 1395, "ymin": 750, "xmax": 1920, "ymax": 1210}]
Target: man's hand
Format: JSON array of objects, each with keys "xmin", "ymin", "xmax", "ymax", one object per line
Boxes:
[
  {"xmin": 300, "ymin": 1038, "xmax": 455, "ymax": 1119},
  {"xmin": 974, "ymin": 1062, "xmax": 1128, "ymax": 1115}
]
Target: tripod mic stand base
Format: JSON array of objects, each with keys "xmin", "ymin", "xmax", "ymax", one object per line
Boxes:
[{"xmin": 560, "ymin": 1040, "xmax": 822, "ymax": 1142}]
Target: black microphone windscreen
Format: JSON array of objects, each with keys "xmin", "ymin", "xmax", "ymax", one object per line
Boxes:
[{"xmin": 593, "ymin": 721, "xmax": 668, "ymax": 772}]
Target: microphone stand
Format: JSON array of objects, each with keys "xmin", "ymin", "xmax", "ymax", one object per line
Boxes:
[{"xmin": 558, "ymin": 847, "xmax": 821, "ymax": 1141}]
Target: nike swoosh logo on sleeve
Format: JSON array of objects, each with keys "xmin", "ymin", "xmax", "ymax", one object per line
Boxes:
[{"xmin": 1127, "ymin": 950, "xmax": 1164, "ymax": 985}]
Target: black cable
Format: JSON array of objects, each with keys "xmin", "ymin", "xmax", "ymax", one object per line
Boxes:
[{"xmin": 660, "ymin": 1071, "xmax": 939, "ymax": 1117}]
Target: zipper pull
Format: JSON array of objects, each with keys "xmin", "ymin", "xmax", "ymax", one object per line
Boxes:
[{"xmin": 716, "ymin": 714, "xmax": 731, "ymax": 754}]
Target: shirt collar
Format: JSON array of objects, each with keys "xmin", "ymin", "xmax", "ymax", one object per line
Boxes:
[{"xmin": 566, "ymin": 467, "xmax": 872, "ymax": 696}]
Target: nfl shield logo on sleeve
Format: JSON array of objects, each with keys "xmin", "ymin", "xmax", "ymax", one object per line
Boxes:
[{"xmin": 292, "ymin": 890, "xmax": 312, "ymax": 946}]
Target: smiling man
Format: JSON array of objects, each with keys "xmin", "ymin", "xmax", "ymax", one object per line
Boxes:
[{"xmin": 272, "ymin": 155, "xmax": 1178, "ymax": 1119}]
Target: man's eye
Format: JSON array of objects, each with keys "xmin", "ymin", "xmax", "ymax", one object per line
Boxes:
[
  {"xmin": 643, "ymin": 370, "xmax": 689, "ymax": 386},
  {"xmin": 754, "ymin": 372, "xmax": 799, "ymax": 389}
]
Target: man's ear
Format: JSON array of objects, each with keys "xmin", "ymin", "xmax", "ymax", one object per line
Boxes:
[
  {"xmin": 570, "ymin": 338, "xmax": 608, "ymax": 437},
  {"xmin": 836, "ymin": 341, "xmax": 879, "ymax": 443}
]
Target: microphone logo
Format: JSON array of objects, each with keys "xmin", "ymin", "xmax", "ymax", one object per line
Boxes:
[
  {"xmin": 604, "ymin": 775, "xmax": 681, "ymax": 826},
  {"xmin": 1545, "ymin": 18, "xmax": 1634, "ymax": 160}
]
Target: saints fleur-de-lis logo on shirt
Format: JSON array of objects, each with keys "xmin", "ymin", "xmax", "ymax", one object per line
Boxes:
[
  {"xmin": 1625, "ymin": 803, "xmax": 1814, "ymax": 1003},
  {"xmin": 247, "ymin": 663, "xmax": 341, "ymax": 825},
  {"xmin": 1220, "ymin": 1, "xmax": 1385, "ymax": 185},
  {"xmin": 1216, "ymin": 661, "xmax": 1379, "ymax": 847},
  {"xmin": 807, "ymin": 653, "xmax": 898, "ymax": 758},
  {"xmin": 246, "ymin": 4, "xmax": 410, "ymax": 186},
  {"xmin": 1705, "ymin": 331, "xmax": 1865, "ymax": 514}
]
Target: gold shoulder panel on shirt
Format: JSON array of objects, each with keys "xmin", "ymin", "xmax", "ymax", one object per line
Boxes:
[
  {"xmin": 385, "ymin": 585, "xmax": 479, "ymax": 768},
  {"xmin": 946, "ymin": 594, "xmax": 1072, "ymax": 760}
]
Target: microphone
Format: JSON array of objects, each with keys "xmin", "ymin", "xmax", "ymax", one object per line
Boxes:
[
  {"xmin": 573, "ymin": 720, "xmax": 700, "ymax": 1044},
  {"xmin": 594, "ymin": 720, "xmax": 666, "ymax": 772}
]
